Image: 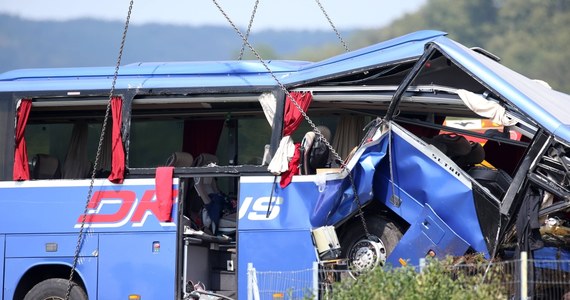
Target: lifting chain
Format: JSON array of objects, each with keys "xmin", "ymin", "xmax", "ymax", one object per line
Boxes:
[
  {"xmin": 314, "ymin": 0, "xmax": 349, "ymax": 52},
  {"xmin": 212, "ymin": 0, "xmax": 373, "ymax": 240},
  {"xmin": 65, "ymin": 1, "xmax": 134, "ymax": 299},
  {"xmin": 238, "ymin": 0, "xmax": 260, "ymax": 60},
  {"xmin": 212, "ymin": 0, "xmax": 342, "ymax": 165}
]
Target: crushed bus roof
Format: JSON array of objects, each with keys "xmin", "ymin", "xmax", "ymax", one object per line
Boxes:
[{"xmin": 1, "ymin": 29, "xmax": 569, "ymax": 142}]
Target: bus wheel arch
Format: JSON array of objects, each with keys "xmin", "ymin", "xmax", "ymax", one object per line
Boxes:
[
  {"xmin": 339, "ymin": 214, "xmax": 404, "ymax": 274},
  {"xmin": 13, "ymin": 264, "xmax": 87, "ymax": 300}
]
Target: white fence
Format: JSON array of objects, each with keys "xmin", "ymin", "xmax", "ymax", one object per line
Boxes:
[
  {"xmin": 247, "ymin": 262, "xmax": 318, "ymax": 300},
  {"xmin": 247, "ymin": 252, "xmax": 570, "ymax": 300}
]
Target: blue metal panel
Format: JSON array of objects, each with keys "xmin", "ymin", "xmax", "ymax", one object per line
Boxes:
[
  {"xmin": 387, "ymin": 204, "xmax": 470, "ymax": 267},
  {"xmin": 237, "ymin": 230, "xmax": 318, "ymax": 300},
  {"xmin": 305, "ymin": 30, "xmax": 445, "ymax": 70},
  {"xmin": 97, "ymin": 232, "xmax": 177, "ymax": 299},
  {"xmin": 376, "ymin": 125, "xmax": 488, "ymax": 256},
  {"xmin": 238, "ymin": 178, "xmax": 320, "ymax": 230},
  {"xmin": 3, "ymin": 257, "xmax": 98, "ymax": 300},
  {"xmin": 0, "ymin": 179, "xmax": 178, "ymax": 234},
  {"xmin": 0, "ymin": 60, "xmax": 308, "ymax": 81},
  {"xmin": 5, "ymin": 234, "xmax": 98, "ymax": 258},
  {"xmin": 0, "ymin": 61, "xmax": 298, "ymax": 93},
  {"xmin": 0, "ymin": 235, "xmax": 4, "ymax": 297},
  {"xmin": 313, "ymin": 138, "xmax": 389, "ymax": 226},
  {"xmin": 533, "ymin": 247, "xmax": 570, "ymax": 272}
]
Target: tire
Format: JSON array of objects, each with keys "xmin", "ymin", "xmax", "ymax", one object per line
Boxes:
[
  {"xmin": 340, "ymin": 215, "xmax": 403, "ymax": 275},
  {"xmin": 24, "ymin": 278, "xmax": 88, "ymax": 300}
]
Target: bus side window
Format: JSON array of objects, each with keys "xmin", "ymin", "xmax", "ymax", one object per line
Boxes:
[
  {"xmin": 128, "ymin": 119, "xmax": 184, "ymax": 168},
  {"xmin": 25, "ymin": 123, "xmax": 72, "ymax": 180},
  {"xmin": 26, "ymin": 122, "xmax": 102, "ymax": 180}
]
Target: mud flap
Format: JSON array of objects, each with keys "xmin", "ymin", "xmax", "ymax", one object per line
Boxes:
[{"xmin": 386, "ymin": 204, "xmax": 470, "ymax": 267}]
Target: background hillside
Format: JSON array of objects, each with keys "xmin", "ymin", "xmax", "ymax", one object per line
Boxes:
[
  {"xmin": 0, "ymin": 14, "xmax": 345, "ymax": 72},
  {"xmin": 0, "ymin": 0, "xmax": 568, "ymax": 92},
  {"xmin": 294, "ymin": 0, "xmax": 570, "ymax": 92}
]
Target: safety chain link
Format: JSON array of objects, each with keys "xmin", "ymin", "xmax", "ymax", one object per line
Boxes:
[
  {"xmin": 314, "ymin": 0, "xmax": 349, "ymax": 52},
  {"xmin": 65, "ymin": 1, "xmax": 134, "ymax": 299},
  {"xmin": 347, "ymin": 170, "xmax": 373, "ymax": 239},
  {"xmin": 238, "ymin": 0, "xmax": 260, "ymax": 60}
]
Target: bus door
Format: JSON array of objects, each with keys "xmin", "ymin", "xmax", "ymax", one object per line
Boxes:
[{"xmin": 372, "ymin": 123, "xmax": 487, "ymax": 266}]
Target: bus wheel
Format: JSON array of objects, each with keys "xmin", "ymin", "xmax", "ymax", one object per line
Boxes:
[
  {"xmin": 24, "ymin": 278, "xmax": 87, "ymax": 300},
  {"xmin": 341, "ymin": 216, "xmax": 403, "ymax": 275}
]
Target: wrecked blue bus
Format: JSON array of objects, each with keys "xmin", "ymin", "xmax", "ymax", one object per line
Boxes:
[{"xmin": 1, "ymin": 30, "xmax": 570, "ymax": 299}]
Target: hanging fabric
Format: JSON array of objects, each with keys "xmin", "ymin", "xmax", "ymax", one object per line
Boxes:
[
  {"xmin": 108, "ymin": 96, "xmax": 125, "ymax": 184},
  {"xmin": 182, "ymin": 119, "xmax": 224, "ymax": 158},
  {"xmin": 456, "ymin": 89, "xmax": 517, "ymax": 126},
  {"xmin": 283, "ymin": 92, "xmax": 312, "ymax": 136},
  {"xmin": 63, "ymin": 122, "xmax": 90, "ymax": 179},
  {"xmin": 279, "ymin": 142, "xmax": 301, "ymax": 187},
  {"xmin": 332, "ymin": 115, "xmax": 367, "ymax": 161},
  {"xmin": 13, "ymin": 98, "xmax": 32, "ymax": 181},
  {"xmin": 155, "ymin": 166, "xmax": 175, "ymax": 222},
  {"xmin": 259, "ymin": 92, "xmax": 277, "ymax": 126},
  {"xmin": 267, "ymin": 91, "xmax": 312, "ymax": 187}
]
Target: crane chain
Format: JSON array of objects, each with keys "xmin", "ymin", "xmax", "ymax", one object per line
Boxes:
[
  {"xmin": 211, "ymin": 0, "xmax": 342, "ymax": 165},
  {"xmin": 314, "ymin": 0, "xmax": 349, "ymax": 52},
  {"xmin": 238, "ymin": 0, "xmax": 260, "ymax": 60},
  {"xmin": 65, "ymin": 1, "xmax": 134, "ymax": 299},
  {"xmin": 212, "ymin": 0, "xmax": 373, "ymax": 241}
]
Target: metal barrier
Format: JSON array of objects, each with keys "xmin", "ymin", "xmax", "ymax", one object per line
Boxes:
[{"xmin": 247, "ymin": 252, "xmax": 570, "ymax": 299}]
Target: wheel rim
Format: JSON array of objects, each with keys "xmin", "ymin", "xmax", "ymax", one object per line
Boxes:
[{"xmin": 347, "ymin": 235, "xmax": 386, "ymax": 274}]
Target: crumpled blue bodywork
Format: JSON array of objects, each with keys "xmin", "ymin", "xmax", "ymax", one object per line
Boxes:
[{"xmin": 310, "ymin": 123, "xmax": 488, "ymax": 265}]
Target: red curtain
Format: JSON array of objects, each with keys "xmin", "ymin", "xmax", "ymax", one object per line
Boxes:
[
  {"xmin": 283, "ymin": 92, "xmax": 312, "ymax": 136},
  {"xmin": 155, "ymin": 166, "xmax": 174, "ymax": 222},
  {"xmin": 279, "ymin": 92, "xmax": 312, "ymax": 188},
  {"xmin": 280, "ymin": 143, "xmax": 301, "ymax": 188},
  {"xmin": 182, "ymin": 119, "xmax": 224, "ymax": 157},
  {"xmin": 108, "ymin": 96, "xmax": 125, "ymax": 184},
  {"xmin": 13, "ymin": 99, "xmax": 32, "ymax": 181}
]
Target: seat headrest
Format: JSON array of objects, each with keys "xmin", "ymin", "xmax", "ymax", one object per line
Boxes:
[
  {"xmin": 32, "ymin": 154, "xmax": 61, "ymax": 179},
  {"xmin": 193, "ymin": 153, "xmax": 218, "ymax": 167},
  {"xmin": 166, "ymin": 152, "xmax": 194, "ymax": 167}
]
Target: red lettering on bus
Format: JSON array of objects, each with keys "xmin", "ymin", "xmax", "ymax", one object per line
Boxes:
[
  {"xmin": 131, "ymin": 190, "xmax": 179, "ymax": 223},
  {"xmin": 77, "ymin": 190, "xmax": 136, "ymax": 224}
]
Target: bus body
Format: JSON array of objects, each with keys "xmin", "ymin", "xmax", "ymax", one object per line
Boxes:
[{"xmin": 1, "ymin": 30, "xmax": 570, "ymax": 299}]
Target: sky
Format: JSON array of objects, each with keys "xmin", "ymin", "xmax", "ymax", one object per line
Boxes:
[{"xmin": 0, "ymin": 0, "xmax": 427, "ymax": 31}]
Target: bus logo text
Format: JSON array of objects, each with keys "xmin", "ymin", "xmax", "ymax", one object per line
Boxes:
[
  {"xmin": 238, "ymin": 196, "xmax": 283, "ymax": 220},
  {"xmin": 74, "ymin": 189, "xmax": 178, "ymax": 228}
]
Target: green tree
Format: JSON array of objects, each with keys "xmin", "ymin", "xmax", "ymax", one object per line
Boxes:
[{"xmin": 293, "ymin": 0, "xmax": 570, "ymax": 93}]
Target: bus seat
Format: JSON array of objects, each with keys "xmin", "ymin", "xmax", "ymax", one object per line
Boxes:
[
  {"xmin": 31, "ymin": 154, "xmax": 62, "ymax": 179},
  {"xmin": 166, "ymin": 151, "xmax": 194, "ymax": 167},
  {"xmin": 299, "ymin": 126, "xmax": 331, "ymax": 175},
  {"xmin": 193, "ymin": 154, "xmax": 236, "ymax": 235},
  {"xmin": 193, "ymin": 153, "xmax": 219, "ymax": 205},
  {"xmin": 468, "ymin": 166, "xmax": 512, "ymax": 200},
  {"xmin": 194, "ymin": 177, "xmax": 216, "ymax": 205}
]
